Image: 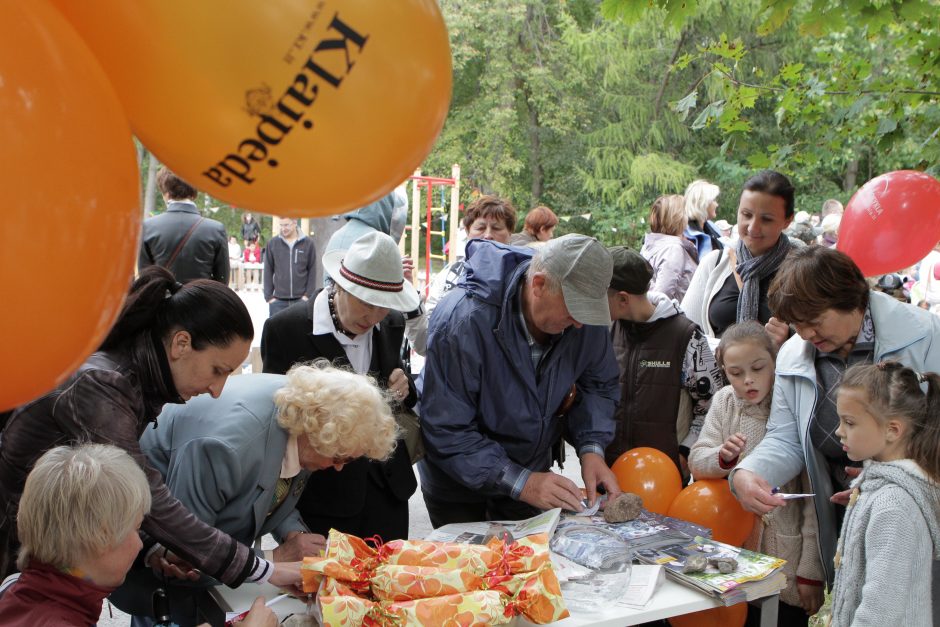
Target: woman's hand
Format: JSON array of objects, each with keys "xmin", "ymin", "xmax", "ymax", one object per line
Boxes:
[
  {"xmin": 797, "ymin": 582, "xmax": 825, "ymax": 615},
  {"xmin": 268, "ymin": 561, "xmax": 303, "ymax": 591},
  {"xmin": 765, "ymin": 317, "xmax": 790, "ymax": 351},
  {"xmin": 236, "ymin": 597, "xmax": 278, "ymax": 626},
  {"xmin": 730, "ymin": 469, "xmax": 786, "ymax": 515},
  {"xmin": 719, "ymin": 433, "xmax": 747, "ymax": 464},
  {"xmin": 830, "ymin": 466, "xmax": 862, "ymax": 506},
  {"xmin": 388, "ymin": 368, "xmax": 410, "ymax": 401},
  {"xmin": 147, "ymin": 548, "xmax": 200, "ymax": 581},
  {"xmin": 272, "ymin": 531, "xmax": 326, "ymax": 561}
]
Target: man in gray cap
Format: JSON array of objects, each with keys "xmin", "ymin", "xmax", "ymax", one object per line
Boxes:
[
  {"xmin": 418, "ymin": 234, "xmax": 622, "ymax": 526},
  {"xmin": 605, "ymin": 247, "xmax": 722, "ymax": 480}
]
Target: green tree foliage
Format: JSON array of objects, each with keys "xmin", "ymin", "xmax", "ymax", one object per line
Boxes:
[{"xmin": 606, "ymin": 0, "xmax": 940, "ymax": 186}]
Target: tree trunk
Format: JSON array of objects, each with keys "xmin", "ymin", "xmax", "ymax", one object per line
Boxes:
[
  {"xmin": 527, "ymin": 95, "xmax": 543, "ymax": 205},
  {"xmin": 309, "ymin": 215, "xmax": 345, "ymax": 288},
  {"xmin": 143, "ymin": 152, "xmax": 159, "ymax": 217},
  {"xmin": 843, "ymin": 158, "xmax": 859, "ymax": 192}
]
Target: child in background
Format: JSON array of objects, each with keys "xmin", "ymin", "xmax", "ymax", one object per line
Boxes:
[
  {"xmin": 243, "ymin": 237, "xmax": 262, "ymax": 290},
  {"xmin": 829, "ymin": 361, "xmax": 940, "ymax": 626},
  {"xmin": 689, "ymin": 321, "xmax": 824, "ymax": 625}
]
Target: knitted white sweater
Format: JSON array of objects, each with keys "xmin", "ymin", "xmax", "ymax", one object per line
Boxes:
[
  {"xmin": 689, "ymin": 385, "xmax": 824, "ymax": 607},
  {"xmin": 829, "ymin": 459, "xmax": 940, "ymax": 626}
]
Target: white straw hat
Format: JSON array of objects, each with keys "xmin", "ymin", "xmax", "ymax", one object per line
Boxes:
[{"xmin": 322, "ymin": 231, "xmax": 420, "ymax": 312}]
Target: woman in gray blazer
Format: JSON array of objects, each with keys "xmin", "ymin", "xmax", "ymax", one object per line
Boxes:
[{"xmin": 111, "ymin": 362, "xmax": 398, "ymax": 627}]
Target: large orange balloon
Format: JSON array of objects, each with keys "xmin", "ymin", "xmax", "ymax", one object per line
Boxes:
[
  {"xmin": 668, "ymin": 602, "xmax": 747, "ymax": 627},
  {"xmin": 0, "ymin": 1, "xmax": 140, "ymax": 411},
  {"xmin": 611, "ymin": 447, "xmax": 683, "ymax": 515},
  {"xmin": 52, "ymin": 1, "xmax": 452, "ymax": 217},
  {"xmin": 668, "ymin": 479, "xmax": 756, "ymax": 546}
]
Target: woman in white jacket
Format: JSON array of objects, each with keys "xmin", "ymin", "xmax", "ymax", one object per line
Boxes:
[{"xmin": 681, "ymin": 170, "xmax": 794, "ymax": 340}]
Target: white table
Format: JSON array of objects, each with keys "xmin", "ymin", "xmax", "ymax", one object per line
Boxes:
[
  {"xmin": 205, "ymin": 581, "xmax": 309, "ymax": 625},
  {"xmin": 515, "ymin": 577, "xmax": 779, "ymax": 626},
  {"xmin": 209, "ymin": 577, "xmax": 778, "ymax": 627}
]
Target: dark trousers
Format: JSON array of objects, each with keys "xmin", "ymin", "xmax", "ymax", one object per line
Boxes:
[
  {"xmin": 745, "ymin": 600, "xmax": 809, "ymax": 627},
  {"xmin": 300, "ymin": 471, "xmax": 409, "ymax": 542},
  {"xmin": 268, "ymin": 298, "xmax": 300, "ymax": 317},
  {"xmin": 422, "ymin": 491, "xmax": 540, "ymax": 529}
]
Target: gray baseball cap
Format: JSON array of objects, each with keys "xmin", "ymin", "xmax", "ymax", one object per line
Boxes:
[{"xmin": 539, "ymin": 234, "xmax": 613, "ymax": 326}]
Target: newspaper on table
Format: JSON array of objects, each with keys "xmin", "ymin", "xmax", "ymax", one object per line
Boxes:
[
  {"xmin": 635, "ymin": 536, "xmax": 787, "ymax": 606},
  {"xmin": 425, "ymin": 507, "xmax": 561, "ymax": 543}
]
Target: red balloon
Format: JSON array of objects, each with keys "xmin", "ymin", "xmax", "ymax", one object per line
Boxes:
[
  {"xmin": 611, "ymin": 447, "xmax": 682, "ymax": 515},
  {"xmin": 839, "ymin": 170, "xmax": 940, "ymax": 276},
  {"xmin": 668, "ymin": 602, "xmax": 747, "ymax": 627},
  {"xmin": 667, "ymin": 479, "xmax": 755, "ymax": 546}
]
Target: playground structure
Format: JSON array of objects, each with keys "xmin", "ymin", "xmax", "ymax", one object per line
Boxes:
[{"xmin": 402, "ymin": 164, "xmax": 461, "ymax": 295}]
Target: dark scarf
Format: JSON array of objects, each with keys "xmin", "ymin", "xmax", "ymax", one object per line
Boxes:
[{"xmin": 735, "ymin": 234, "xmax": 791, "ymax": 322}]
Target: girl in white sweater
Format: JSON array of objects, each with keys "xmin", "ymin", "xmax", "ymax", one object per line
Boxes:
[
  {"xmin": 829, "ymin": 362, "xmax": 940, "ymax": 626},
  {"xmin": 690, "ymin": 321, "xmax": 824, "ymax": 625}
]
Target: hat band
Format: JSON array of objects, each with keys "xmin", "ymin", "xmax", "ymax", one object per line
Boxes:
[{"xmin": 339, "ymin": 261, "xmax": 403, "ymax": 293}]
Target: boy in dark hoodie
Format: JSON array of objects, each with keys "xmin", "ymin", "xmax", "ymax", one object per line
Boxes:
[{"xmin": 605, "ymin": 247, "xmax": 723, "ymax": 479}]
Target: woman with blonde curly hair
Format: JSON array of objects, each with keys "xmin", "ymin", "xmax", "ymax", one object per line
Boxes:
[{"xmin": 109, "ymin": 362, "xmax": 397, "ymax": 626}]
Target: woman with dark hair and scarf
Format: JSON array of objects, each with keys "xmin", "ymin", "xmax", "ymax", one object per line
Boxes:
[
  {"xmin": 681, "ymin": 171, "xmax": 795, "ymax": 345},
  {"xmin": 0, "ymin": 267, "xmax": 304, "ymax": 592}
]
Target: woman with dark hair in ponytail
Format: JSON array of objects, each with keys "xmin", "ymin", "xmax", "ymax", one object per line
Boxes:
[{"xmin": 0, "ymin": 267, "xmax": 303, "ymax": 594}]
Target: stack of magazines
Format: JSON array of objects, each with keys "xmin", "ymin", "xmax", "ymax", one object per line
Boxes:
[{"xmin": 635, "ymin": 536, "xmax": 787, "ymax": 605}]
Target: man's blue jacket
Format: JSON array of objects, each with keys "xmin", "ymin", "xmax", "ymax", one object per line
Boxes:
[{"xmin": 417, "ymin": 240, "xmax": 619, "ymax": 502}]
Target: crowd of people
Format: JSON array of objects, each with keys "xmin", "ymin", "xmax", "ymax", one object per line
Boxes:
[{"xmin": 0, "ymin": 167, "xmax": 937, "ymax": 627}]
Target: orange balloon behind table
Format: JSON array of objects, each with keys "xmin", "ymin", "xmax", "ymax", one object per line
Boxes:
[
  {"xmin": 51, "ymin": 0, "xmax": 453, "ymax": 217},
  {"xmin": 0, "ymin": 0, "xmax": 140, "ymax": 411},
  {"xmin": 667, "ymin": 479, "xmax": 756, "ymax": 546},
  {"xmin": 667, "ymin": 602, "xmax": 747, "ymax": 627},
  {"xmin": 611, "ymin": 447, "xmax": 683, "ymax": 515}
]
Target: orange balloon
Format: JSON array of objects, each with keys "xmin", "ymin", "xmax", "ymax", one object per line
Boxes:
[
  {"xmin": 611, "ymin": 447, "xmax": 683, "ymax": 515},
  {"xmin": 667, "ymin": 479, "xmax": 756, "ymax": 546},
  {"xmin": 0, "ymin": 0, "xmax": 140, "ymax": 411},
  {"xmin": 668, "ymin": 602, "xmax": 747, "ymax": 627},
  {"xmin": 52, "ymin": 0, "xmax": 452, "ymax": 217}
]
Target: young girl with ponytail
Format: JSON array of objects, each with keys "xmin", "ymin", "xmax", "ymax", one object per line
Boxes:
[{"xmin": 830, "ymin": 361, "xmax": 940, "ymax": 626}]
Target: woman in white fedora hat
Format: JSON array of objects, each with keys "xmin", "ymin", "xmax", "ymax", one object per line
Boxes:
[{"xmin": 260, "ymin": 231, "xmax": 421, "ymax": 542}]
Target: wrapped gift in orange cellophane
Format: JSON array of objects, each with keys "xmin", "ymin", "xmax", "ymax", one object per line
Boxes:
[{"xmin": 301, "ymin": 530, "xmax": 568, "ymax": 626}]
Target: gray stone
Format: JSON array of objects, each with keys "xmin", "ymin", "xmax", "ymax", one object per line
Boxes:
[{"xmin": 602, "ymin": 492, "xmax": 644, "ymax": 523}]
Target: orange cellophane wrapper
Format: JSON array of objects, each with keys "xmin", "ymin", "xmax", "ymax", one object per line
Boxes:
[
  {"xmin": 484, "ymin": 532, "xmax": 551, "ymax": 576},
  {"xmin": 490, "ymin": 563, "xmax": 570, "ymax": 624},
  {"xmin": 320, "ymin": 590, "xmax": 510, "ymax": 627},
  {"xmin": 370, "ymin": 564, "xmax": 486, "ymax": 602},
  {"xmin": 302, "ymin": 555, "xmax": 370, "ymax": 595},
  {"xmin": 377, "ymin": 538, "xmax": 499, "ymax": 573}
]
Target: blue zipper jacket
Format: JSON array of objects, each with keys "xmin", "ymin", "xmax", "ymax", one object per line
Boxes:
[{"xmin": 417, "ymin": 240, "xmax": 619, "ymax": 502}]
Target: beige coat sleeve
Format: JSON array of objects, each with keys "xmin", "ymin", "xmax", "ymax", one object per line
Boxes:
[{"xmin": 688, "ymin": 386, "xmax": 736, "ymax": 479}]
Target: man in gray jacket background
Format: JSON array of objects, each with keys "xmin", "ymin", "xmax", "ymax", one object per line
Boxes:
[{"xmin": 264, "ymin": 217, "xmax": 317, "ymax": 317}]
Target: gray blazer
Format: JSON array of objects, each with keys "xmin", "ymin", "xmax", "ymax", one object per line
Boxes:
[{"xmin": 111, "ymin": 374, "xmax": 310, "ymax": 620}]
